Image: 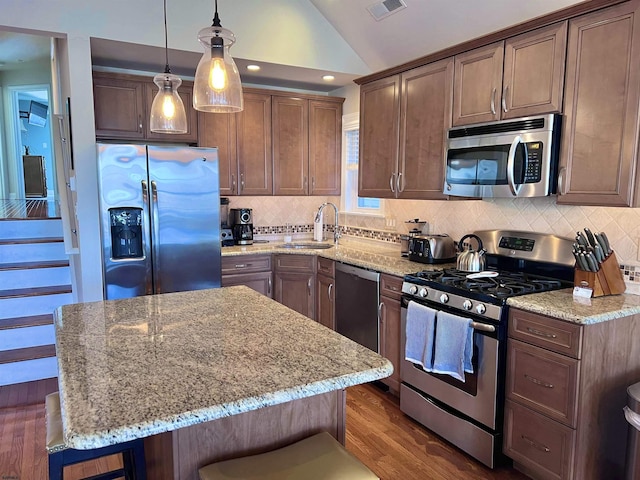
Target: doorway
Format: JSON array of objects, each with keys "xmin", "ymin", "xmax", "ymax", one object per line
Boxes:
[{"xmin": 7, "ymin": 85, "xmax": 56, "ymax": 200}]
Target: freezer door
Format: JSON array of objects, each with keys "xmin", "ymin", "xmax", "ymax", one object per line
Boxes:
[
  {"xmin": 98, "ymin": 143, "xmax": 153, "ymax": 299},
  {"xmin": 147, "ymin": 145, "xmax": 221, "ymax": 294}
]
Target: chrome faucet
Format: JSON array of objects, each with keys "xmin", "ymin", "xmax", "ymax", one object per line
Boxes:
[{"xmin": 315, "ymin": 202, "xmax": 341, "ymax": 245}]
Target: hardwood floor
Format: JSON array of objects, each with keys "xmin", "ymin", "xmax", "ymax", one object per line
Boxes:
[{"xmin": 0, "ymin": 382, "xmax": 527, "ymax": 480}]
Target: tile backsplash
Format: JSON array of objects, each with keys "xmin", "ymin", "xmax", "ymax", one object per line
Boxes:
[{"xmin": 227, "ymin": 195, "xmax": 640, "ymax": 271}]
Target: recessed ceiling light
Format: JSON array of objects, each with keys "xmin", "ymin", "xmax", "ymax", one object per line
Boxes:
[
  {"xmin": 247, "ymin": 65, "xmax": 260, "ymax": 71},
  {"xmin": 322, "ymin": 75, "xmax": 335, "ymax": 81}
]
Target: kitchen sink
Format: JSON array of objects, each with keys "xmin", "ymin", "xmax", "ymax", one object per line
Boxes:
[{"xmin": 277, "ymin": 242, "xmax": 334, "ymax": 249}]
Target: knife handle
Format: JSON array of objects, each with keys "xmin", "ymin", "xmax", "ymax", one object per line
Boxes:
[
  {"xmin": 584, "ymin": 227, "xmax": 597, "ymax": 248},
  {"xmin": 585, "ymin": 252, "xmax": 599, "ymax": 272}
]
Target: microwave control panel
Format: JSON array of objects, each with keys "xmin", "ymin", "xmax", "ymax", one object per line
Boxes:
[{"xmin": 523, "ymin": 142, "xmax": 543, "ymax": 183}]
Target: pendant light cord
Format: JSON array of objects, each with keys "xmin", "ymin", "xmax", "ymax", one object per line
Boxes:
[
  {"xmin": 163, "ymin": 0, "xmax": 170, "ymax": 74},
  {"xmin": 212, "ymin": 0, "xmax": 221, "ymax": 27}
]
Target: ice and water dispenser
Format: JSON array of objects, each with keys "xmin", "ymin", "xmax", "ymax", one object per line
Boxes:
[{"xmin": 109, "ymin": 208, "xmax": 143, "ymax": 259}]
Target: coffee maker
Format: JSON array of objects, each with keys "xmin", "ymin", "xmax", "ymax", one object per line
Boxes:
[
  {"xmin": 230, "ymin": 208, "xmax": 253, "ymax": 245},
  {"xmin": 220, "ymin": 198, "xmax": 234, "ymax": 247}
]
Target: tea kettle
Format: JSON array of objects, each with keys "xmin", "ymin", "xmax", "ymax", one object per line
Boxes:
[{"xmin": 457, "ymin": 234, "xmax": 486, "ymax": 272}]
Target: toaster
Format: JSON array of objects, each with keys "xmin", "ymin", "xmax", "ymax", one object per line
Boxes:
[{"xmin": 408, "ymin": 234, "xmax": 456, "ymax": 264}]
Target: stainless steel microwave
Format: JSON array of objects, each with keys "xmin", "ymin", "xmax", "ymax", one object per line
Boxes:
[{"xmin": 443, "ymin": 114, "xmax": 562, "ymax": 198}]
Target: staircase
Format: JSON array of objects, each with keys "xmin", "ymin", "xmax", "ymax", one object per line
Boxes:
[{"xmin": 0, "ymin": 217, "xmax": 73, "ymax": 386}]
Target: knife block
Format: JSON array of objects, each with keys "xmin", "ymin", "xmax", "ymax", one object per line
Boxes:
[{"xmin": 574, "ymin": 251, "xmax": 626, "ymax": 297}]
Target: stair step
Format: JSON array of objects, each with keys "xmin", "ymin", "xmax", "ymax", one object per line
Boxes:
[
  {"xmin": 0, "ymin": 259, "xmax": 69, "ymax": 270},
  {"xmin": 0, "ymin": 356, "xmax": 58, "ymax": 386},
  {"xmin": 0, "ymin": 218, "xmax": 63, "ymax": 239},
  {"xmin": 0, "ymin": 292, "xmax": 74, "ymax": 321},
  {"xmin": 0, "ymin": 237, "xmax": 64, "ymax": 245},
  {"xmin": 0, "ymin": 284, "xmax": 72, "ymax": 300},
  {"xmin": 0, "ymin": 344, "xmax": 56, "ymax": 365},
  {"xmin": 0, "ymin": 314, "xmax": 53, "ymax": 330}
]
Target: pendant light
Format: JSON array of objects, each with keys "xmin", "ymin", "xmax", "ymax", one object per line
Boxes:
[
  {"xmin": 193, "ymin": 0, "xmax": 243, "ymax": 113},
  {"xmin": 149, "ymin": 0, "xmax": 188, "ymax": 133}
]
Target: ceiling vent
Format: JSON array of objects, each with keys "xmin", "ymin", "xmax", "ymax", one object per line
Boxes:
[{"xmin": 367, "ymin": 0, "xmax": 407, "ymax": 21}]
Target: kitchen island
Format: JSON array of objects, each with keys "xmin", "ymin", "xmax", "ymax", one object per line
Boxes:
[{"xmin": 54, "ymin": 286, "xmax": 392, "ymax": 479}]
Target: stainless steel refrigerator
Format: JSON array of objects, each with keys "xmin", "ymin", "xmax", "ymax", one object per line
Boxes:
[{"xmin": 97, "ymin": 143, "xmax": 221, "ymax": 300}]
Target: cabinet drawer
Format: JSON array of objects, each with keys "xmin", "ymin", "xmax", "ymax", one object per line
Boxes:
[
  {"xmin": 509, "ymin": 309, "xmax": 582, "ymax": 358},
  {"xmin": 380, "ymin": 274, "xmax": 403, "ymax": 300},
  {"xmin": 317, "ymin": 257, "xmax": 335, "ymax": 277},
  {"xmin": 504, "ymin": 399, "xmax": 575, "ymax": 480},
  {"xmin": 274, "ymin": 254, "xmax": 315, "ymax": 272},
  {"xmin": 507, "ymin": 339, "xmax": 578, "ymax": 427},
  {"xmin": 221, "ymin": 254, "xmax": 271, "ymax": 275}
]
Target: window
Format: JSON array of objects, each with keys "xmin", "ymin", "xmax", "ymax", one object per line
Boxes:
[{"xmin": 341, "ymin": 113, "xmax": 381, "ymax": 214}]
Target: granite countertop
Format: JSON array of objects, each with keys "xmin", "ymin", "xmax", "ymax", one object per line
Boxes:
[
  {"xmin": 54, "ymin": 286, "xmax": 393, "ymax": 450},
  {"xmin": 507, "ymin": 289, "xmax": 640, "ymax": 325},
  {"xmin": 222, "ymin": 241, "xmax": 452, "ymax": 277}
]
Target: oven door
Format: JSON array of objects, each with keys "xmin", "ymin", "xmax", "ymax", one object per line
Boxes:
[
  {"xmin": 400, "ymin": 297, "xmax": 501, "ymax": 430},
  {"xmin": 444, "ymin": 131, "xmax": 554, "ymax": 198}
]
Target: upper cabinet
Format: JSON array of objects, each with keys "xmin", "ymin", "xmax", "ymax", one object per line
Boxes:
[
  {"xmin": 308, "ymin": 99, "xmax": 343, "ymax": 196},
  {"xmin": 359, "ymin": 57, "xmax": 452, "ymax": 200},
  {"xmin": 197, "ymin": 111, "xmax": 237, "ymax": 196},
  {"xmin": 558, "ymin": 1, "xmax": 640, "ymax": 207},
  {"xmin": 453, "ymin": 22, "xmax": 567, "ymax": 126},
  {"xmin": 93, "ymin": 72, "xmax": 198, "ymax": 143}
]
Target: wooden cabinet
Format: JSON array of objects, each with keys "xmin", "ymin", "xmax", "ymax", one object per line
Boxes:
[
  {"xmin": 558, "ymin": 1, "xmax": 640, "ymax": 207},
  {"xmin": 221, "ymin": 254, "xmax": 272, "ymax": 298},
  {"xmin": 93, "ymin": 72, "xmax": 198, "ymax": 143},
  {"xmin": 274, "ymin": 254, "xmax": 315, "ymax": 319},
  {"xmin": 359, "ymin": 57, "xmax": 452, "ymax": 200},
  {"xmin": 198, "ymin": 111, "xmax": 238, "ymax": 196},
  {"xmin": 378, "ymin": 274, "xmax": 403, "ymax": 395},
  {"xmin": 237, "ymin": 92, "xmax": 273, "ymax": 195},
  {"xmin": 504, "ymin": 307, "xmax": 640, "ymax": 480},
  {"xmin": 315, "ymin": 257, "xmax": 335, "ymax": 330},
  {"xmin": 272, "ymin": 95, "xmax": 343, "ymax": 196},
  {"xmin": 453, "ymin": 22, "xmax": 566, "ymax": 126}
]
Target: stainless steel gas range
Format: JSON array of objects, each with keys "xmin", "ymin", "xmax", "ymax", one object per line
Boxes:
[{"xmin": 400, "ymin": 230, "xmax": 575, "ymax": 468}]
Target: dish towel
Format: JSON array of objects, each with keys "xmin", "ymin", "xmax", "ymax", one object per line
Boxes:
[
  {"xmin": 432, "ymin": 311, "xmax": 474, "ymax": 381},
  {"xmin": 405, "ymin": 301, "xmax": 437, "ymax": 371}
]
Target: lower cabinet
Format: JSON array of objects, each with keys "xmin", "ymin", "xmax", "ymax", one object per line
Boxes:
[
  {"xmin": 274, "ymin": 254, "xmax": 316, "ymax": 319},
  {"xmin": 221, "ymin": 254, "xmax": 272, "ymax": 298},
  {"xmin": 316, "ymin": 257, "xmax": 335, "ymax": 329},
  {"xmin": 504, "ymin": 307, "xmax": 640, "ymax": 480},
  {"xmin": 378, "ymin": 274, "xmax": 403, "ymax": 396}
]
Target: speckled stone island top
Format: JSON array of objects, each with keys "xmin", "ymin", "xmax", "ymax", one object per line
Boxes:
[{"xmin": 54, "ymin": 286, "xmax": 393, "ymax": 450}]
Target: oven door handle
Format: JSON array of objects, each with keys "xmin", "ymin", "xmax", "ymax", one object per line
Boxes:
[
  {"xmin": 470, "ymin": 321, "xmax": 495, "ymax": 333},
  {"xmin": 507, "ymin": 135, "xmax": 524, "ymax": 196}
]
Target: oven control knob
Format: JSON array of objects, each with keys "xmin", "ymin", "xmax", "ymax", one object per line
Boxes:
[
  {"xmin": 463, "ymin": 300, "xmax": 473, "ymax": 310},
  {"xmin": 419, "ymin": 288, "xmax": 428, "ymax": 298},
  {"xmin": 476, "ymin": 304, "xmax": 487, "ymax": 315},
  {"xmin": 409, "ymin": 285, "xmax": 418, "ymax": 295},
  {"xmin": 439, "ymin": 293, "xmax": 449, "ymax": 304}
]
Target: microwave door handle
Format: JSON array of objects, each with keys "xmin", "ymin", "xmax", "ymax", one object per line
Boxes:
[{"xmin": 507, "ymin": 135, "xmax": 524, "ymax": 196}]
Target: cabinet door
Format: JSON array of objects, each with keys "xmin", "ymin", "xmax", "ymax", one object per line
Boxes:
[
  {"xmin": 237, "ymin": 92, "xmax": 273, "ymax": 195},
  {"xmin": 309, "ymin": 99, "xmax": 342, "ymax": 196},
  {"xmin": 144, "ymin": 82, "xmax": 199, "ymax": 143},
  {"xmin": 559, "ymin": 2, "xmax": 640, "ymax": 206},
  {"xmin": 398, "ymin": 58, "xmax": 453, "ymax": 200},
  {"xmin": 379, "ymin": 294, "xmax": 401, "ymax": 395},
  {"xmin": 502, "ymin": 22, "xmax": 567, "ymax": 119},
  {"xmin": 358, "ymin": 75, "xmax": 401, "ymax": 198},
  {"xmin": 272, "ymin": 96, "xmax": 309, "ymax": 195},
  {"xmin": 221, "ymin": 271, "xmax": 272, "ymax": 298},
  {"xmin": 316, "ymin": 273, "xmax": 335, "ymax": 330},
  {"xmin": 274, "ymin": 271, "xmax": 315, "ymax": 318},
  {"xmin": 93, "ymin": 75, "xmax": 145, "ymax": 140},
  {"xmin": 453, "ymin": 42, "xmax": 504, "ymax": 126},
  {"xmin": 198, "ymin": 112, "xmax": 238, "ymax": 196}
]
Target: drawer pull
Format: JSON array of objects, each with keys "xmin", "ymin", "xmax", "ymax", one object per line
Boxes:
[
  {"xmin": 521, "ymin": 435, "xmax": 550, "ymax": 453},
  {"xmin": 524, "ymin": 374, "xmax": 554, "ymax": 389},
  {"xmin": 526, "ymin": 327, "xmax": 557, "ymax": 339},
  {"xmin": 235, "ymin": 263, "xmax": 252, "ymax": 268}
]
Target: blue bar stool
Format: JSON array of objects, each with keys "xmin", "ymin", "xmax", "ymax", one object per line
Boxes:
[{"xmin": 45, "ymin": 392, "xmax": 146, "ymax": 480}]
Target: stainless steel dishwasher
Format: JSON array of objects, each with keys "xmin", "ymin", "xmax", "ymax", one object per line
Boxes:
[{"xmin": 334, "ymin": 263, "xmax": 380, "ymax": 352}]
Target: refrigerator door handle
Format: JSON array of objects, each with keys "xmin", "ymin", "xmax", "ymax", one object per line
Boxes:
[
  {"xmin": 150, "ymin": 180, "xmax": 161, "ymax": 293},
  {"xmin": 141, "ymin": 180, "xmax": 153, "ymax": 295}
]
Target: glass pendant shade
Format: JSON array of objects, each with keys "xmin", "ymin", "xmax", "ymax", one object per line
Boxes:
[
  {"xmin": 193, "ymin": 25, "xmax": 243, "ymax": 113},
  {"xmin": 150, "ymin": 73, "xmax": 188, "ymax": 133}
]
